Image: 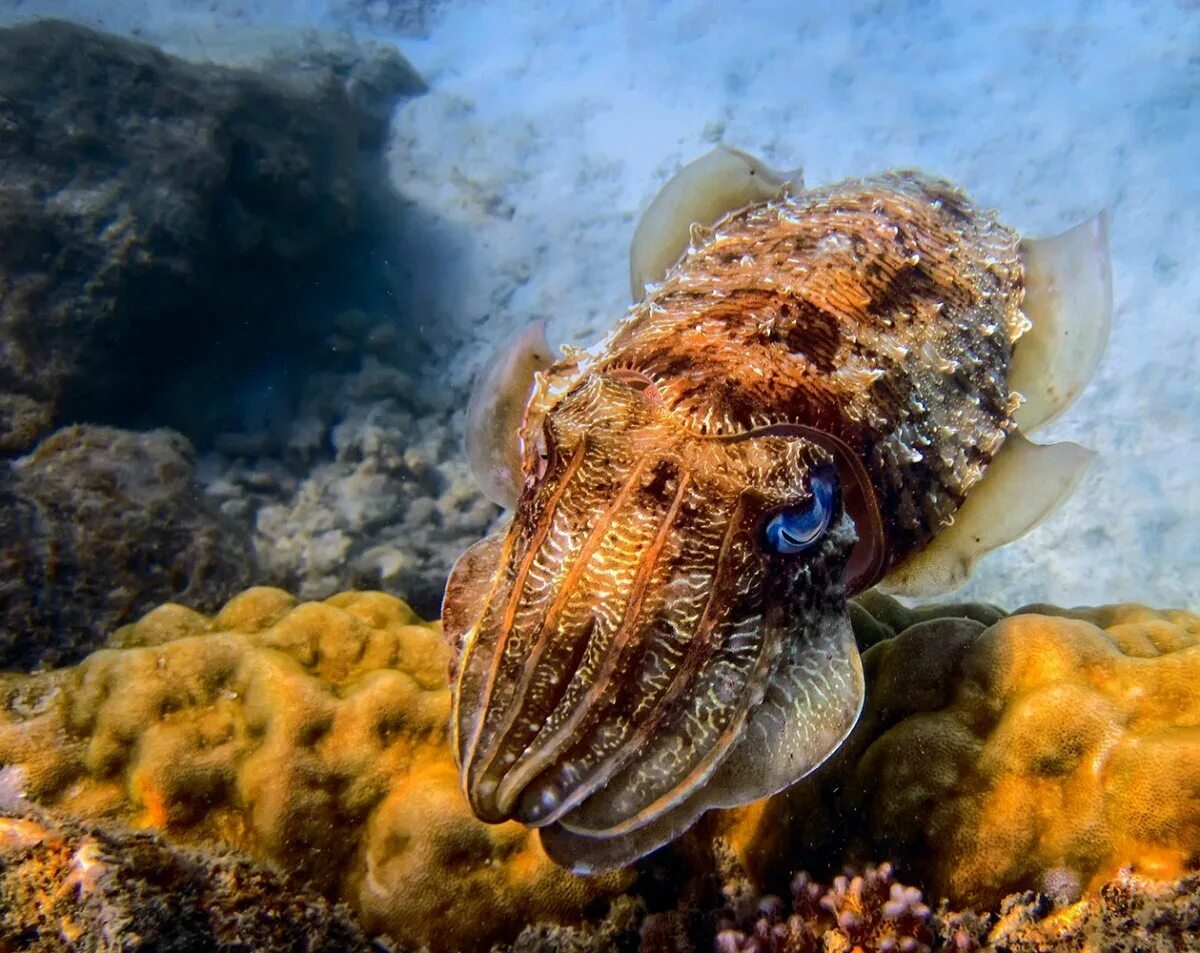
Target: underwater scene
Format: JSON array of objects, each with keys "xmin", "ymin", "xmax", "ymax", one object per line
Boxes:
[{"xmin": 0, "ymin": 0, "xmax": 1197, "ymax": 950}]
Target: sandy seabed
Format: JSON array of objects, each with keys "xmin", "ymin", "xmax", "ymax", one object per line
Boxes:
[{"xmin": 3, "ymin": 0, "xmax": 1196, "ymax": 609}]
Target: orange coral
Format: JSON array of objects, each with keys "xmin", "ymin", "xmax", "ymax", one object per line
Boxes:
[
  {"xmin": 731, "ymin": 602, "xmax": 1200, "ymax": 910},
  {"xmin": 0, "ymin": 588, "xmax": 628, "ymax": 950}
]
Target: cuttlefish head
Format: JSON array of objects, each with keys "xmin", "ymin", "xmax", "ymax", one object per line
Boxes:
[{"xmin": 444, "ymin": 371, "xmax": 866, "ymax": 873}]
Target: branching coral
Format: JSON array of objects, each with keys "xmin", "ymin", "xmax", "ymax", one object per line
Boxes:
[
  {"xmin": 713, "ymin": 863, "xmax": 934, "ymax": 953},
  {"xmin": 0, "ymin": 588, "xmax": 629, "ymax": 950}
]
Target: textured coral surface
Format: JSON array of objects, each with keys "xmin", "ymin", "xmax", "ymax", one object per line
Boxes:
[
  {"xmin": 737, "ymin": 600, "xmax": 1200, "ymax": 910},
  {"xmin": 0, "ymin": 589, "xmax": 626, "ymax": 950}
]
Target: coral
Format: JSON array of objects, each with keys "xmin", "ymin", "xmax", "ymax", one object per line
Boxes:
[
  {"xmin": 714, "ymin": 863, "xmax": 934, "ymax": 953},
  {"xmin": 700, "ymin": 863, "xmax": 1200, "ymax": 953},
  {"xmin": 502, "ymin": 895, "xmax": 646, "ymax": 952},
  {"xmin": 0, "ymin": 589, "xmax": 628, "ymax": 950},
  {"xmin": 0, "ymin": 803, "xmax": 373, "ymax": 952},
  {"xmin": 0, "ymin": 426, "xmax": 253, "ymax": 669},
  {"xmin": 733, "ymin": 599, "xmax": 1200, "ymax": 910}
]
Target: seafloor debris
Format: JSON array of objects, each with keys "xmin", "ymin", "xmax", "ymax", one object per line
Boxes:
[
  {"xmin": 0, "ymin": 802, "xmax": 374, "ymax": 952},
  {"xmin": 973, "ymin": 868, "xmax": 1200, "ymax": 953},
  {"xmin": 201, "ymin": 354, "xmax": 499, "ymax": 617},
  {"xmin": 0, "ymin": 426, "xmax": 253, "ymax": 670}
]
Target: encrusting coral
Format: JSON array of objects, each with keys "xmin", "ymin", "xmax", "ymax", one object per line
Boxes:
[
  {"xmin": 731, "ymin": 597, "xmax": 1200, "ymax": 910},
  {"xmin": 975, "ymin": 868, "xmax": 1200, "ymax": 953},
  {"xmin": 0, "ymin": 588, "xmax": 628, "ymax": 951}
]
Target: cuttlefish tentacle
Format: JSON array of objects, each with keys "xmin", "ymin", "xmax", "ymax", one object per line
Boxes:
[{"xmin": 449, "ymin": 145, "xmax": 1112, "ymax": 873}]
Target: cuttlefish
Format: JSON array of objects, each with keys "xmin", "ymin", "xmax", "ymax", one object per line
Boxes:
[{"xmin": 445, "ymin": 146, "xmax": 1112, "ymax": 874}]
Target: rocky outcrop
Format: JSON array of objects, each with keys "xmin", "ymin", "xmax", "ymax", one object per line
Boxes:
[
  {"xmin": 0, "ymin": 426, "xmax": 253, "ymax": 669},
  {"xmin": 0, "ymin": 18, "xmax": 423, "ymax": 453}
]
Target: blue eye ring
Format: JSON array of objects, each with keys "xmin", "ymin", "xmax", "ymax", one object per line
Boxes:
[{"xmin": 763, "ymin": 466, "xmax": 838, "ymax": 555}]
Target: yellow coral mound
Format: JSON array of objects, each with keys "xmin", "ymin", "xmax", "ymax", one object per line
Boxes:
[
  {"xmin": 735, "ymin": 602, "xmax": 1200, "ymax": 909},
  {"xmin": 0, "ymin": 588, "xmax": 628, "ymax": 950}
]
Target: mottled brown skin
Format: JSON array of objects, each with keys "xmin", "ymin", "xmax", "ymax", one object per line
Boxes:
[
  {"xmin": 443, "ymin": 172, "xmax": 1025, "ymax": 872},
  {"xmin": 596, "ymin": 173, "xmax": 1023, "ymax": 572}
]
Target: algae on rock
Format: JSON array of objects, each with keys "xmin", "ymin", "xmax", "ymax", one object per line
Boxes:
[{"xmin": 0, "ymin": 426, "xmax": 253, "ymax": 670}]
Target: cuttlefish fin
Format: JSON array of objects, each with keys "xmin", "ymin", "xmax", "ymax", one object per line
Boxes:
[
  {"xmin": 539, "ymin": 608, "xmax": 863, "ymax": 875},
  {"xmin": 465, "ymin": 322, "xmax": 555, "ymax": 509},
  {"xmin": 629, "ymin": 145, "xmax": 802, "ymax": 301},
  {"xmin": 878, "ymin": 433, "xmax": 1095, "ymax": 598},
  {"xmin": 1011, "ymin": 210, "xmax": 1113, "ymax": 432}
]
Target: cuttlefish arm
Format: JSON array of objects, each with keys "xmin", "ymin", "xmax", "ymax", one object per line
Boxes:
[{"xmin": 540, "ymin": 598, "xmax": 863, "ymax": 874}]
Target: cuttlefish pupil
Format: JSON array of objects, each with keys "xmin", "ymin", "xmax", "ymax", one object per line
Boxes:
[
  {"xmin": 763, "ymin": 466, "xmax": 838, "ymax": 554},
  {"xmin": 446, "ymin": 149, "xmax": 1112, "ymax": 873}
]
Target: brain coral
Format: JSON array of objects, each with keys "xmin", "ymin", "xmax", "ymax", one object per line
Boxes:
[
  {"xmin": 0, "ymin": 588, "xmax": 628, "ymax": 950},
  {"xmin": 734, "ymin": 599, "xmax": 1200, "ymax": 909}
]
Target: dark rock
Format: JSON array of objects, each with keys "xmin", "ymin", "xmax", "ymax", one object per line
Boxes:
[
  {"xmin": 0, "ymin": 803, "xmax": 376, "ymax": 953},
  {"xmin": 0, "ymin": 19, "xmax": 423, "ymax": 453},
  {"xmin": 0, "ymin": 425, "xmax": 253, "ymax": 669},
  {"xmin": 261, "ymin": 34, "xmax": 426, "ymax": 149}
]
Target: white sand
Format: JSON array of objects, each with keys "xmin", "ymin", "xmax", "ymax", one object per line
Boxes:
[{"xmin": 5, "ymin": 0, "xmax": 1197, "ymax": 609}]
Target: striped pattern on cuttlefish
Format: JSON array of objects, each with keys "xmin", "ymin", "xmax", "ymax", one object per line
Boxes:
[{"xmin": 445, "ymin": 146, "xmax": 1112, "ymax": 873}]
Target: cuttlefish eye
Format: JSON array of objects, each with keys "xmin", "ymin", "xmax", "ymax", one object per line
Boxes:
[{"xmin": 763, "ymin": 466, "xmax": 839, "ymax": 554}]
